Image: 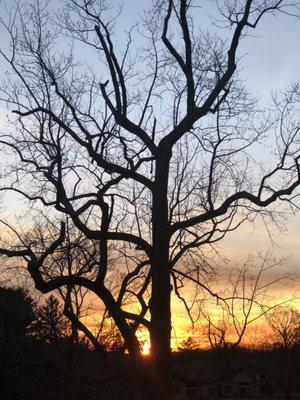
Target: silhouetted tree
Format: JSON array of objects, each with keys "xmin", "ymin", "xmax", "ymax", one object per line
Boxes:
[
  {"xmin": 1, "ymin": 1, "xmax": 300, "ymax": 399},
  {"xmin": 199, "ymin": 254, "xmax": 294, "ymax": 350},
  {"xmin": 179, "ymin": 336, "xmax": 200, "ymax": 351},
  {"xmin": 35, "ymin": 294, "xmax": 69, "ymax": 344},
  {"xmin": 0, "ymin": 286, "xmax": 35, "ymax": 342},
  {"xmin": 25, "ymin": 217, "xmax": 128, "ymax": 354},
  {"xmin": 266, "ymin": 306, "xmax": 300, "ymax": 400},
  {"xmin": 0, "ymin": 286, "xmax": 36, "ymax": 395},
  {"xmin": 266, "ymin": 306, "xmax": 300, "ymax": 350}
]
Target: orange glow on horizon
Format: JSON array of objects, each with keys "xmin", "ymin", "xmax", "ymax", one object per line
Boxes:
[{"xmin": 78, "ymin": 288, "xmax": 300, "ymax": 352}]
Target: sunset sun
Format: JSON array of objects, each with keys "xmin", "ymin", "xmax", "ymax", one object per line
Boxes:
[{"xmin": 142, "ymin": 342, "xmax": 151, "ymax": 356}]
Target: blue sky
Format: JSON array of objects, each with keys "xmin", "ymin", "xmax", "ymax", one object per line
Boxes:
[{"xmin": 1, "ymin": 0, "xmax": 300, "ymax": 96}]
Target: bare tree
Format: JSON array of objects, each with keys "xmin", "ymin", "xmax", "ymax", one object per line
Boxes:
[
  {"xmin": 1, "ymin": 1, "xmax": 300, "ymax": 399},
  {"xmin": 265, "ymin": 306, "xmax": 300, "ymax": 400},
  {"xmin": 199, "ymin": 254, "xmax": 294, "ymax": 350},
  {"xmin": 266, "ymin": 306, "xmax": 300, "ymax": 349},
  {"xmin": 41, "ymin": 218, "xmax": 128, "ymax": 354},
  {"xmin": 24, "ymin": 216, "xmax": 126, "ymax": 354}
]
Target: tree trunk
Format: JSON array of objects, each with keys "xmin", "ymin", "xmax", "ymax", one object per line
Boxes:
[{"xmin": 148, "ymin": 154, "xmax": 172, "ymax": 400}]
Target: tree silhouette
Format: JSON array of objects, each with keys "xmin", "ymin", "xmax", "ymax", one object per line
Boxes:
[
  {"xmin": 179, "ymin": 336, "xmax": 199, "ymax": 351},
  {"xmin": 266, "ymin": 306, "xmax": 300, "ymax": 350},
  {"xmin": 0, "ymin": 286, "xmax": 35, "ymax": 343},
  {"xmin": 28, "ymin": 218, "xmax": 114, "ymax": 353},
  {"xmin": 199, "ymin": 254, "xmax": 294, "ymax": 350},
  {"xmin": 265, "ymin": 306, "xmax": 300, "ymax": 400},
  {"xmin": 0, "ymin": 286, "xmax": 36, "ymax": 392},
  {"xmin": 35, "ymin": 294, "xmax": 69, "ymax": 344},
  {"xmin": 1, "ymin": 1, "xmax": 300, "ymax": 399}
]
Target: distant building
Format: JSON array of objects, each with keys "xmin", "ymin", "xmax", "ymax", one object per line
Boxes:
[{"xmin": 172, "ymin": 366, "xmax": 296, "ymax": 400}]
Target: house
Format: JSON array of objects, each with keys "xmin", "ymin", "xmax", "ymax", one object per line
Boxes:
[{"xmin": 172, "ymin": 367, "xmax": 289, "ymax": 400}]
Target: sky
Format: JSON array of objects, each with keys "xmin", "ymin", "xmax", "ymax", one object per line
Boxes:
[{"xmin": 0, "ymin": 0, "xmax": 300, "ymax": 348}]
